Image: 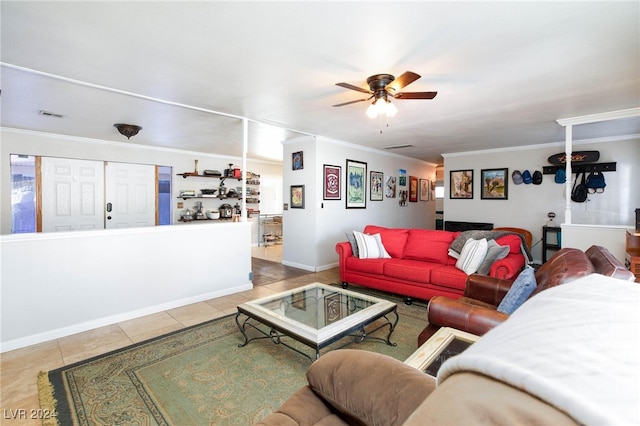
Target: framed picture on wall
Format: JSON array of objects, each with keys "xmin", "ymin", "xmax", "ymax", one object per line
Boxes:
[
  {"xmin": 385, "ymin": 175, "xmax": 397, "ymax": 198},
  {"xmin": 420, "ymin": 179, "xmax": 430, "ymax": 201},
  {"xmin": 409, "ymin": 176, "xmax": 418, "ymax": 202},
  {"xmin": 323, "ymin": 164, "xmax": 341, "ymax": 200},
  {"xmin": 398, "ymin": 169, "xmax": 407, "ymax": 186},
  {"xmin": 346, "ymin": 159, "xmax": 367, "ymax": 208},
  {"xmin": 292, "ymin": 151, "xmax": 304, "ymax": 170},
  {"xmin": 399, "ymin": 189, "xmax": 408, "ymax": 207},
  {"xmin": 370, "ymin": 171, "xmax": 384, "ymax": 201},
  {"xmin": 481, "ymin": 168, "xmax": 509, "ymax": 200},
  {"xmin": 450, "ymin": 169, "xmax": 473, "ymax": 199},
  {"xmin": 290, "ymin": 185, "xmax": 305, "ymax": 208}
]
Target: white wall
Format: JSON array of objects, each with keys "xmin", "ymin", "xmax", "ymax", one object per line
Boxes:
[
  {"xmin": 444, "ymin": 137, "xmax": 640, "ymax": 262},
  {"xmin": 561, "ymin": 224, "xmax": 630, "ymax": 261},
  {"xmin": 282, "ymin": 136, "xmax": 437, "ymax": 271},
  {"xmin": 1, "ymin": 222, "xmax": 252, "ymax": 351}
]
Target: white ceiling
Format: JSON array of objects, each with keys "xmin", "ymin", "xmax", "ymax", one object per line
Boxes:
[{"xmin": 1, "ymin": 1, "xmax": 639, "ymax": 165}]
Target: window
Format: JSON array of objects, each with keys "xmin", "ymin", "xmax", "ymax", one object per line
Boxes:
[
  {"xmin": 10, "ymin": 154, "xmax": 36, "ymax": 233},
  {"xmin": 435, "ymin": 180, "xmax": 444, "ymax": 199},
  {"xmin": 158, "ymin": 166, "xmax": 172, "ymax": 225}
]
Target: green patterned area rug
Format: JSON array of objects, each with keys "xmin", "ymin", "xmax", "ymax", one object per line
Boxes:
[{"xmin": 38, "ymin": 288, "xmax": 427, "ymax": 426}]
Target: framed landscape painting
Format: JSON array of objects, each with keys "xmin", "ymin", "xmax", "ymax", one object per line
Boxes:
[
  {"xmin": 481, "ymin": 168, "xmax": 508, "ymax": 200},
  {"xmin": 346, "ymin": 159, "xmax": 366, "ymax": 208}
]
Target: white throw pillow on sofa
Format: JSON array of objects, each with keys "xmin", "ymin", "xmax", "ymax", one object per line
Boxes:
[
  {"xmin": 353, "ymin": 231, "xmax": 391, "ymax": 259},
  {"xmin": 455, "ymin": 238, "xmax": 489, "ymax": 275}
]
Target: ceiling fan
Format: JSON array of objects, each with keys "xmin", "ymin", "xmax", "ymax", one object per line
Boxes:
[{"xmin": 333, "ymin": 71, "xmax": 437, "ymax": 117}]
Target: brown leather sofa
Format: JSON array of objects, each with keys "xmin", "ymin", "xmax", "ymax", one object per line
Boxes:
[
  {"xmin": 418, "ymin": 244, "xmax": 635, "ymax": 345},
  {"xmin": 255, "ymin": 271, "xmax": 639, "ymax": 426}
]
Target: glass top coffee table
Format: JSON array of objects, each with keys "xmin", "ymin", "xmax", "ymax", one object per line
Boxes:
[{"xmin": 235, "ymin": 282, "xmax": 398, "ymax": 360}]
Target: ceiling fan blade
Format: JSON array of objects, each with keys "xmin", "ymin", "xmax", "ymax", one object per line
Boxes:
[
  {"xmin": 386, "ymin": 71, "xmax": 421, "ymax": 93},
  {"xmin": 335, "ymin": 82, "xmax": 371, "ymax": 94},
  {"xmin": 332, "ymin": 98, "xmax": 370, "ymax": 107},
  {"xmin": 394, "ymin": 91, "xmax": 438, "ymax": 100}
]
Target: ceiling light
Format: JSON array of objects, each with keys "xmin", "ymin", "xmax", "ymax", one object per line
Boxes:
[
  {"xmin": 114, "ymin": 123, "xmax": 142, "ymax": 139},
  {"xmin": 366, "ymin": 96, "xmax": 397, "ymax": 119}
]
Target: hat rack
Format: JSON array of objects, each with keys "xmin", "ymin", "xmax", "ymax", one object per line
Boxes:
[{"xmin": 542, "ymin": 161, "xmax": 616, "ymax": 175}]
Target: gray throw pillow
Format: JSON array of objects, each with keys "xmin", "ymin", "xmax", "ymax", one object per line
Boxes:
[
  {"xmin": 345, "ymin": 232, "xmax": 359, "ymax": 257},
  {"xmin": 497, "ymin": 266, "xmax": 537, "ymax": 314},
  {"xmin": 476, "ymin": 239, "xmax": 510, "ymax": 275}
]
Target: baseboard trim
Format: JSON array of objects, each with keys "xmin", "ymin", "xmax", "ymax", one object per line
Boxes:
[{"xmin": 0, "ymin": 283, "xmax": 253, "ymax": 353}]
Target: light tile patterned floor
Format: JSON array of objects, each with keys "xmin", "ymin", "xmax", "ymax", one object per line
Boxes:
[{"xmin": 0, "ymin": 246, "xmax": 338, "ymax": 425}]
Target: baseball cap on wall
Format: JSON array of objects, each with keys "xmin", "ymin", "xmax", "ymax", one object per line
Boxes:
[
  {"xmin": 522, "ymin": 170, "xmax": 533, "ymax": 184},
  {"xmin": 512, "ymin": 170, "xmax": 523, "ymax": 185},
  {"xmin": 533, "ymin": 170, "xmax": 543, "ymax": 185}
]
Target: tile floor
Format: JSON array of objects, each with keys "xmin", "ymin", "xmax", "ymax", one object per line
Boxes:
[{"xmin": 0, "ymin": 245, "xmax": 339, "ymax": 425}]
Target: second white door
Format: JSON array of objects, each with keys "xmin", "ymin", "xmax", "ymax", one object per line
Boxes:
[{"xmin": 105, "ymin": 162, "xmax": 156, "ymax": 229}]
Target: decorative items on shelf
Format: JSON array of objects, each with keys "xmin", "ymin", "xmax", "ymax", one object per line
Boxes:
[
  {"xmin": 547, "ymin": 212, "xmax": 556, "ymax": 226},
  {"xmin": 224, "ymin": 163, "xmax": 242, "ymax": 178},
  {"xmin": 175, "ymin": 165, "xmax": 261, "ymax": 224},
  {"xmin": 246, "ymin": 171, "xmax": 260, "ymax": 185}
]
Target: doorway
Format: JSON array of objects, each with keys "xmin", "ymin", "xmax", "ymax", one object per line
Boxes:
[
  {"xmin": 36, "ymin": 157, "xmax": 162, "ymax": 232},
  {"xmin": 104, "ymin": 162, "xmax": 156, "ymax": 229}
]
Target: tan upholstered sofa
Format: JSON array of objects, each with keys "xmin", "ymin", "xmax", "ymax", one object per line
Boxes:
[{"xmin": 256, "ymin": 272, "xmax": 639, "ymax": 426}]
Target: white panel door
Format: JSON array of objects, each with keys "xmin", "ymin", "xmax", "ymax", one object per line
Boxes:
[
  {"xmin": 105, "ymin": 162, "xmax": 156, "ymax": 229},
  {"xmin": 41, "ymin": 157, "xmax": 105, "ymax": 232}
]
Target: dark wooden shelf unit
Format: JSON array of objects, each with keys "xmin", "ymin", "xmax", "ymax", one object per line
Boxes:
[{"xmin": 542, "ymin": 226, "xmax": 562, "ymax": 263}]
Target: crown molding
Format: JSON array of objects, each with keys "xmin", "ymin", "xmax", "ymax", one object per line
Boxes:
[{"xmin": 556, "ymin": 108, "xmax": 640, "ymax": 126}]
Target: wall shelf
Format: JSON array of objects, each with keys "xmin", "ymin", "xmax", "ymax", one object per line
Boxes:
[
  {"xmin": 177, "ymin": 173, "xmax": 242, "ymax": 182},
  {"xmin": 178, "ymin": 195, "xmax": 243, "ymax": 200},
  {"xmin": 258, "ymin": 214, "xmax": 282, "ymax": 246},
  {"xmin": 542, "ymin": 162, "xmax": 616, "ymax": 175}
]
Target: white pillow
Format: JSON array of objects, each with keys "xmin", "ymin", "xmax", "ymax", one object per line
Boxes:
[
  {"xmin": 353, "ymin": 231, "xmax": 391, "ymax": 259},
  {"xmin": 448, "ymin": 248, "xmax": 460, "ymax": 259},
  {"xmin": 455, "ymin": 238, "xmax": 489, "ymax": 275}
]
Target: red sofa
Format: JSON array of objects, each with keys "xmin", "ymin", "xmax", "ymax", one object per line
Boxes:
[{"xmin": 335, "ymin": 225, "xmax": 526, "ymax": 302}]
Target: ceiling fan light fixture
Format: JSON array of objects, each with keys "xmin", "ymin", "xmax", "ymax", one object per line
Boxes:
[
  {"xmin": 366, "ymin": 102, "xmax": 379, "ymax": 118},
  {"xmin": 366, "ymin": 97, "xmax": 397, "ymax": 119},
  {"xmin": 385, "ymin": 100, "xmax": 398, "ymax": 117},
  {"xmin": 114, "ymin": 123, "xmax": 142, "ymax": 139}
]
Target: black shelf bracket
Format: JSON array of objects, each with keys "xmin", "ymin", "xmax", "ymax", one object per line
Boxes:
[{"xmin": 542, "ymin": 162, "xmax": 616, "ymax": 175}]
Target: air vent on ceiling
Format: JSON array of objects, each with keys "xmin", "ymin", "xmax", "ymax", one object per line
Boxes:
[
  {"xmin": 39, "ymin": 110, "xmax": 63, "ymax": 118},
  {"xmin": 384, "ymin": 144, "xmax": 414, "ymax": 150}
]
